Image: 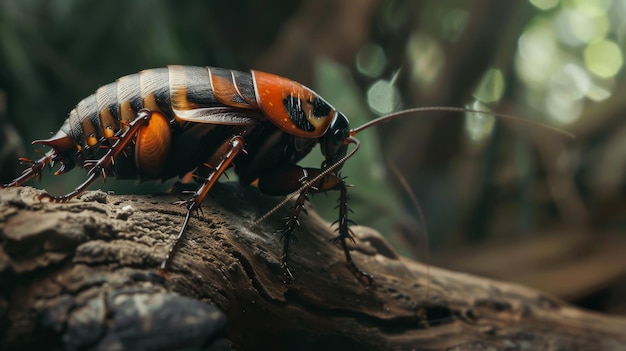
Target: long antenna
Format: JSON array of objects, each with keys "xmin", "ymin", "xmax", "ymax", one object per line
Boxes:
[
  {"xmin": 387, "ymin": 161, "xmax": 431, "ymax": 300},
  {"xmin": 350, "ymin": 106, "xmax": 575, "ymax": 139}
]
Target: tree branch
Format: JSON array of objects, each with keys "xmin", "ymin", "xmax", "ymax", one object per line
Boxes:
[{"xmin": 1, "ymin": 185, "xmax": 625, "ymax": 350}]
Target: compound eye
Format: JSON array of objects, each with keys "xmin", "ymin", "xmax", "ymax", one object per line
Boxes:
[{"xmin": 322, "ymin": 112, "xmax": 350, "ymax": 160}]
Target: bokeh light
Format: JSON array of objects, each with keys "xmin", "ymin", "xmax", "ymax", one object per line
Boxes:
[
  {"xmin": 584, "ymin": 39, "xmax": 623, "ymax": 78},
  {"xmin": 516, "ymin": 0, "xmax": 622, "ymax": 125},
  {"xmin": 441, "ymin": 8, "xmax": 469, "ymax": 42},
  {"xmin": 554, "ymin": 8, "xmax": 609, "ymax": 46},
  {"xmin": 356, "ymin": 43, "xmax": 387, "ymax": 78},
  {"xmin": 406, "ymin": 33, "xmax": 445, "ymax": 88},
  {"xmin": 530, "ymin": 0, "xmax": 559, "ymax": 11},
  {"xmin": 465, "ymin": 101, "xmax": 495, "ymax": 142},
  {"xmin": 473, "ymin": 68, "xmax": 505, "ymax": 104},
  {"xmin": 367, "ymin": 78, "xmax": 401, "ymax": 115},
  {"xmin": 516, "ymin": 18, "xmax": 560, "ymax": 90}
]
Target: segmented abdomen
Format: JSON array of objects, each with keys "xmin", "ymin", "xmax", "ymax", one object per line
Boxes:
[{"xmin": 64, "ymin": 66, "xmax": 261, "ymax": 148}]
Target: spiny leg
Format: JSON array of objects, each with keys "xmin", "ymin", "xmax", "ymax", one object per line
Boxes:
[
  {"xmin": 159, "ymin": 135, "xmax": 245, "ymax": 274},
  {"xmin": 330, "ymin": 178, "xmax": 374, "ymax": 286},
  {"xmin": 2, "ymin": 152, "xmax": 55, "ymax": 188},
  {"xmin": 280, "ymin": 186, "xmax": 309, "ymax": 284},
  {"xmin": 258, "ymin": 166, "xmax": 374, "ymax": 286},
  {"xmin": 37, "ymin": 109, "xmax": 153, "ymax": 203},
  {"xmin": 258, "ymin": 166, "xmax": 314, "ymax": 284}
]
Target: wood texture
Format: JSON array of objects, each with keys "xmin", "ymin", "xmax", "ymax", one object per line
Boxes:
[{"xmin": 1, "ymin": 185, "xmax": 625, "ymax": 351}]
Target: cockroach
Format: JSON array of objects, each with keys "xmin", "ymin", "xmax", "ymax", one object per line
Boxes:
[{"xmin": 1, "ymin": 65, "xmax": 571, "ymax": 286}]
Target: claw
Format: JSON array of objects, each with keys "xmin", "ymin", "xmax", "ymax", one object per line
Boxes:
[
  {"xmin": 354, "ymin": 269, "xmax": 374, "ymax": 287},
  {"xmin": 35, "ymin": 192, "xmax": 69, "ymax": 203},
  {"xmin": 282, "ymin": 263, "xmax": 295, "ymax": 285},
  {"xmin": 52, "ymin": 163, "xmax": 66, "ymax": 176},
  {"xmin": 157, "ymin": 267, "xmax": 171, "ymax": 278}
]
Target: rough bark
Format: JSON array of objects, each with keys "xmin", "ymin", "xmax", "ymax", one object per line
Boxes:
[{"xmin": 1, "ymin": 185, "xmax": 625, "ymax": 351}]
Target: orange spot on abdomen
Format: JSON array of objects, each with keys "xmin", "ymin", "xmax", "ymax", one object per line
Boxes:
[{"xmin": 135, "ymin": 111, "xmax": 172, "ymax": 178}]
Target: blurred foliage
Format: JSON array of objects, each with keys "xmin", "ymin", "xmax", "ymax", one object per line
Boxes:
[{"xmin": 2, "ymin": 0, "xmax": 626, "ymax": 311}]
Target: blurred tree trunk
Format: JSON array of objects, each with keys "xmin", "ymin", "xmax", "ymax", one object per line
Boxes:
[{"xmin": 255, "ymin": 0, "xmax": 380, "ymax": 82}]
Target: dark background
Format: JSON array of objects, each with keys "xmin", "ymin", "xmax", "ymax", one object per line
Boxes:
[{"xmin": 1, "ymin": 0, "xmax": 625, "ymax": 314}]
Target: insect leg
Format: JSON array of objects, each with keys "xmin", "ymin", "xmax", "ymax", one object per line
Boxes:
[
  {"xmin": 2, "ymin": 152, "xmax": 55, "ymax": 188},
  {"xmin": 37, "ymin": 109, "xmax": 153, "ymax": 203},
  {"xmin": 257, "ymin": 166, "xmax": 314, "ymax": 283},
  {"xmin": 258, "ymin": 166, "xmax": 374, "ymax": 286},
  {"xmin": 159, "ymin": 134, "xmax": 245, "ymax": 274},
  {"xmin": 279, "ymin": 185, "xmax": 309, "ymax": 284},
  {"xmin": 329, "ymin": 177, "xmax": 374, "ymax": 286}
]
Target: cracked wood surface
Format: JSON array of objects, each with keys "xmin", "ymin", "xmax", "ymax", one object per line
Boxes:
[{"xmin": 1, "ymin": 185, "xmax": 625, "ymax": 350}]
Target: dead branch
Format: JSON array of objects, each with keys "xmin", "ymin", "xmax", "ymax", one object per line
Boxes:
[{"xmin": 1, "ymin": 185, "xmax": 625, "ymax": 351}]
